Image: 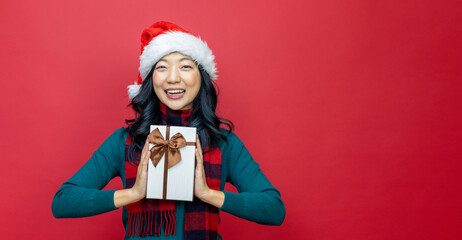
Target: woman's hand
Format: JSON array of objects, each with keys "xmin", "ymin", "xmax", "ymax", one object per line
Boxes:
[
  {"xmin": 114, "ymin": 139, "xmax": 150, "ymax": 208},
  {"xmin": 130, "ymin": 139, "xmax": 150, "ymax": 200},
  {"xmin": 194, "ymin": 135, "xmax": 225, "ymax": 208},
  {"xmin": 194, "ymin": 135, "xmax": 210, "ymax": 199}
]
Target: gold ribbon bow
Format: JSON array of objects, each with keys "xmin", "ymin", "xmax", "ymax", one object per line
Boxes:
[{"xmin": 148, "ymin": 127, "xmax": 195, "ymax": 168}]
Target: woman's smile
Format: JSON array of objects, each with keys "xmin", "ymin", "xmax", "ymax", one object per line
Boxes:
[{"xmin": 165, "ymin": 88, "xmax": 186, "ymax": 99}]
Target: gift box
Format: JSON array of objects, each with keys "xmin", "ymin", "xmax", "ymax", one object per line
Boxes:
[{"xmin": 146, "ymin": 125, "xmax": 196, "ymax": 201}]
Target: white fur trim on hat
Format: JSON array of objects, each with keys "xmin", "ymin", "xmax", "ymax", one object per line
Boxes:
[
  {"xmin": 139, "ymin": 31, "xmax": 217, "ymax": 82},
  {"xmin": 127, "ymin": 82, "xmax": 141, "ymax": 100}
]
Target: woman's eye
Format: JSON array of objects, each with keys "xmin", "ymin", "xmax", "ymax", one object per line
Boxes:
[
  {"xmin": 155, "ymin": 66, "xmax": 166, "ymax": 70},
  {"xmin": 182, "ymin": 65, "xmax": 192, "ymax": 69}
]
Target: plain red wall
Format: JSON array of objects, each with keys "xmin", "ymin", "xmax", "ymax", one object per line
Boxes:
[{"xmin": 1, "ymin": 0, "xmax": 461, "ymax": 239}]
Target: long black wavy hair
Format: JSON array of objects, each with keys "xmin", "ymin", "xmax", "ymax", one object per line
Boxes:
[{"xmin": 125, "ymin": 64, "xmax": 233, "ymax": 163}]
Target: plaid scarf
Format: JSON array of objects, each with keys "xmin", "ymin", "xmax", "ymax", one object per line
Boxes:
[{"xmin": 125, "ymin": 103, "xmax": 221, "ymax": 239}]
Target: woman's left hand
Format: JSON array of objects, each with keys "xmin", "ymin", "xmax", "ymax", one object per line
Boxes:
[
  {"xmin": 194, "ymin": 135, "xmax": 210, "ymax": 199},
  {"xmin": 194, "ymin": 135, "xmax": 225, "ymax": 208}
]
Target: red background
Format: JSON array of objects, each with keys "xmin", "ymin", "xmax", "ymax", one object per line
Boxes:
[{"xmin": 1, "ymin": 0, "xmax": 461, "ymax": 239}]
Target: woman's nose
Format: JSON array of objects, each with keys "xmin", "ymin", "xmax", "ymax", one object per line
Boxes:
[{"xmin": 166, "ymin": 68, "xmax": 181, "ymax": 83}]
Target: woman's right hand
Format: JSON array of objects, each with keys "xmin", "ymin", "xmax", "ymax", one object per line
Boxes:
[
  {"xmin": 130, "ymin": 139, "xmax": 150, "ymax": 200},
  {"xmin": 114, "ymin": 139, "xmax": 150, "ymax": 208}
]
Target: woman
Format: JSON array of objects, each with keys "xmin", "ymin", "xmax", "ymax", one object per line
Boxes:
[{"xmin": 52, "ymin": 21, "xmax": 285, "ymax": 239}]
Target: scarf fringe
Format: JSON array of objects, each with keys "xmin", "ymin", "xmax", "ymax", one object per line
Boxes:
[{"xmin": 126, "ymin": 210, "xmax": 176, "ymax": 237}]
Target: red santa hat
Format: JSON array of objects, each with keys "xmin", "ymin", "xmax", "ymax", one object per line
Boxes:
[{"xmin": 127, "ymin": 21, "xmax": 217, "ymax": 99}]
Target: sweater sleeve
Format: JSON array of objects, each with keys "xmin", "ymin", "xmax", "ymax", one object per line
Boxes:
[
  {"xmin": 218, "ymin": 132, "xmax": 286, "ymax": 225},
  {"xmin": 51, "ymin": 128, "xmax": 126, "ymax": 218}
]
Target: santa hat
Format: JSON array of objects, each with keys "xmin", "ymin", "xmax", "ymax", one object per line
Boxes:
[{"xmin": 127, "ymin": 21, "xmax": 217, "ymax": 99}]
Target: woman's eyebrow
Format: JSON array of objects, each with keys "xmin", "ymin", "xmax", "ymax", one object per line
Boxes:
[{"xmin": 158, "ymin": 57, "xmax": 193, "ymax": 62}]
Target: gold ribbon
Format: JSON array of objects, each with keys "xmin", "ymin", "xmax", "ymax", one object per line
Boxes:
[{"xmin": 147, "ymin": 126, "xmax": 195, "ymax": 199}]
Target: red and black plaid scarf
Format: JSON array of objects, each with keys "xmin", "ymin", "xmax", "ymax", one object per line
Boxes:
[{"xmin": 125, "ymin": 102, "xmax": 221, "ymax": 239}]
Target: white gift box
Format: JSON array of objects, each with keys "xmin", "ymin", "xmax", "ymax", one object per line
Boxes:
[{"xmin": 147, "ymin": 125, "xmax": 196, "ymax": 201}]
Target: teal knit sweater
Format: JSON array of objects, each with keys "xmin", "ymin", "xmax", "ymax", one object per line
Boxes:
[{"xmin": 52, "ymin": 127, "xmax": 285, "ymax": 239}]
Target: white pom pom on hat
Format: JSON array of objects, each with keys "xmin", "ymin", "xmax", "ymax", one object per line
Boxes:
[{"xmin": 127, "ymin": 21, "xmax": 217, "ymax": 99}]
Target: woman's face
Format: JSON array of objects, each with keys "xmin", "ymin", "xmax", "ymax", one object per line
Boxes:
[{"xmin": 152, "ymin": 52, "xmax": 201, "ymax": 110}]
